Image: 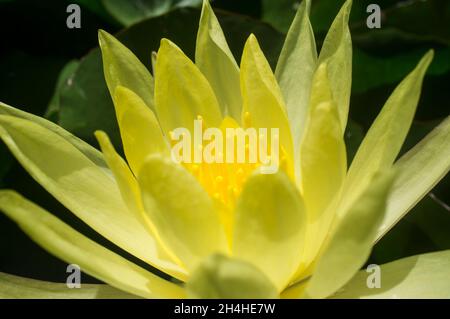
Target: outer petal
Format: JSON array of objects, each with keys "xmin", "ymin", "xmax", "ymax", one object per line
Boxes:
[
  {"xmin": 98, "ymin": 30, "xmax": 155, "ymax": 110},
  {"xmin": 155, "ymin": 39, "xmax": 222, "ymax": 134},
  {"xmin": 0, "ymin": 101, "xmax": 106, "ymax": 169},
  {"xmin": 138, "ymin": 155, "xmax": 228, "ymax": 271},
  {"xmin": 186, "ymin": 254, "xmax": 278, "ymax": 299},
  {"xmin": 339, "ymin": 51, "xmax": 433, "ymax": 216},
  {"xmin": 0, "ymin": 115, "xmax": 180, "ymax": 280},
  {"xmin": 304, "ymin": 171, "xmax": 394, "ymax": 299},
  {"xmin": 376, "ymin": 116, "xmax": 450, "ymax": 241},
  {"xmin": 317, "ymin": 0, "xmax": 352, "ymax": 129},
  {"xmin": 196, "ymin": 0, "xmax": 242, "ymax": 121},
  {"xmin": 0, "ymin": 191, "xmax": 185, "ymax": 299},
  {"xmin": 299, "ymin": 63, "xmax": 347, "ymax": 265},
  {"xmin": 232, "ymin": 170, "xmax": 306, "ymax": 291},
  {"xmin": 333, "ymin": 250, "xmax": 450, "ymax": 299},
  {"xmin": 95, "ymin": 131, "xmax": 186, "ymax": 279},
  {"xmin": 112, "ymin": 86, "xmax": 169, "ymax": 175},
  {"xmin": 0, "ymin": 272, "xmax": 138, "ymax": 299},
  {"xmin": 275, "ymin": 0, "xmax": 317, "ymax": 175},
  {"xmin": 240, "ymin": 34, "xmax": 294, "ymax": 173}
]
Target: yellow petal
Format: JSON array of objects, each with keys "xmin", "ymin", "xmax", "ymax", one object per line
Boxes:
[
  {"xmin": 187, "ymin": 254, "xmax": 278, "ymax": 299},
  {"xmin": 281, "ymin": 279, "xmax": 309, "ymax": 299},
  {"xmin": 138, "ymin": 154, "xmax": 228, "ymax": 271},
  {"xmin": 113, "ymin": 86, "xmax": 169, "ymax": 175},
  {"xmin": 299, "ymin": 63, "xmax": 347, "ymax": 266},
  {"xmin": 94, "ymin": 131, "xmax": 186, "ymax": 279},
  {"xmin": 155, "ymin": 39, "xmax": 222, "ymax": 134},
  {"xmin": 0, "ymin": 191, "xmax": 185, "ymax": 299},
  {"xmin": 318, "ymin": 0, "xmax": 352, "ymax": 129},
  {"xmin": 98, "ymin": 30, "xmax": 155, "ymax": 110},
  {"xmin": 0, "ymin": 101, "xmax": 106, "ymax": 169},
  {"xmin": 377, "ymin": 115, "xmax": 450, "ymax": 241},
  {"xmin": 339, "ymin": 51, "xmax": 434, "ymax": 217},
  {"xmin": 0, "ymin": 272, "xmax": 139, "ymax": 299},
  {"xmin": 240, "ymin": 34, "xmax": 294, "ymax": 173},
  {"xmin": 275, "ymin": 0, "xmax": 317, "ymax": 178},
  {"xmin": 0, "ymin": 115, "xmax": 180, "ymax": 280},
  {"xmin": 196, "ymin": 0, "xmax": 242, "ymax": 121},
  {"xmin": 232, "ymin": 169, "xmax": 306, "ymax": 291},
  {"xmin": 304, "ymin": 170, "xmax": 395, "ymax": 298},
  {"xmin": 332, "ymin": 250, "xmax": 450, "ymax": 299}
]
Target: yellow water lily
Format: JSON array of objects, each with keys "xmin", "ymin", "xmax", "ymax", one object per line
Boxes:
[{"xmin": 0, "ymin": 0, "xmax": 449, "ymax": 299}]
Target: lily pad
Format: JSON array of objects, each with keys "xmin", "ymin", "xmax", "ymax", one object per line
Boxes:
[{"xmin": 101, "ymin": 0, "xmax": 203, "ymax": 26}]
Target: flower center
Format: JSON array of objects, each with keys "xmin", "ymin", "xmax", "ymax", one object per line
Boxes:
[{"xmin": 169, "ymin": 114, "xmax": 289, "ymax": 238}]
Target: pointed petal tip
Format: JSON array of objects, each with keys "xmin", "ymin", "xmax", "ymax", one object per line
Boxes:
[
  {"xmin": 93, "ymin": 131, "xmax": 114, "ymax": 164},
  {"xmin": 243, "ymin": 34, "xmax": 260, "ymax": 53},
  {"xmin": 248, "ymin": 33, "xmax": 257, "ymax": 43},
  {"xmin": 98, "ymin": 29, "xmax": 113, "ymax": 46},
  {"xmin": 201, "ymin": 0, "xmax": 210, "ymax": 10},
  {"xmin": 158, "ymin": 38, "xmax": 182, "ymax": 56},
  {"xmin": 112, "ymin": 85, "xmax": 128, "ymax": 101},
  {"xmin": 410, "ymin": 49, "xmax": 434, "ymax": 78},
  {"xmin": 423, "ymin": 49, "xmax": 435, "ymax": 66},
  {"xmin": 94, "ymin": 130, "xmax": 108, "ymax": 144}
]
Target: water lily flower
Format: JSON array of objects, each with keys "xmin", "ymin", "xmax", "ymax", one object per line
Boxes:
[{"xmin": 0, "ymin": 0, "xmax": 449, "ymax": 299}]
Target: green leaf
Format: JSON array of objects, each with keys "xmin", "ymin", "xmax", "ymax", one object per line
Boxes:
[
  {"xmin": 305, "ymin": 170, "xmax": 394, "ymax": 298},
  {"xmin": 340, "ymin": 51, "xmax": 433, "ymax": 216},
  {"xmin": 275, "ymin": 0, "xmax": 317, "ymax": 173},
  {"xmin": 186, "ymin": 254, "xmax": 278, "ymax": 299},
  {"xmin": 0, "ymin": 144, "xmax": 13, "ymax": 188},
  {"xmin": 371, "ymin": 194, "xmax": 450, "ymax": 265},
  {"xmin": 352, "ymin": 48, "xmax": 450, "ymax": 94},
  {"xmin": 344, "ymin": 119, "xmax": 364, "ymax": 163},
  {"xmin": 0, "ymin": 191, "xmax": 185, "ymax": 299},
  {"xmin": 333, "ymin": 250, "xmax": 450, "ymax": 298},
  {"xmin": 45, "ymin": 60, "xmax": 80, "ymax": 122},
  {"xmin": 101, "ymin": 0, "xmax": 202, "ymax": 26},
  {"xmin": 0, "ymin": 272, "xmax": 138, "ymax": 299},
  {"xmin": 76, "ymin": 0, "xmax": 118, "ymax": 25},
  {"xmin": 261, "ymin": 0, "xmax": 299, "ymax": 34},
  {"xmin": 377, "ymin": 116, "xmax": 450, "ymax": 241}
]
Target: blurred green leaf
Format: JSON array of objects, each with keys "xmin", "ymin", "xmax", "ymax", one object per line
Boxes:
[
  {"xmin": 264, "ymin": 0, "xmax": 450, "ymax": 46},
  {"xmin": 261, "ymin": 0, "xmax": 298, "ymax": 33},
  {"xmin": 101, "ymin": 0, "xmax": 202, "ymax": 26},
  {"xmin": 371, "ymin": 192, "xmax": 450, "ymax": 265},
  {"xmin": 344, "ymin": 119, "xmax": 364, "ymax": 163},
  {"xmin": 0, "ymin": 144, "xmax": 13, "ymax": 188},
  {"xmin": 45, "ymin": 60, "xmax": 80, "ymax": 122},
  {"xmin": 353, "ymin": 47, "xmax": 450, "ymax": 94},
  {"xmin": 75, "ymin": 0, "xmax": 115, "ymax": 24}
]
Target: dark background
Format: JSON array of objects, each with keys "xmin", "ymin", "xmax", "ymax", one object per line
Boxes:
[{"xmin": 0, "ymin": 0, "xmax": 449, "ymax": 283}]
